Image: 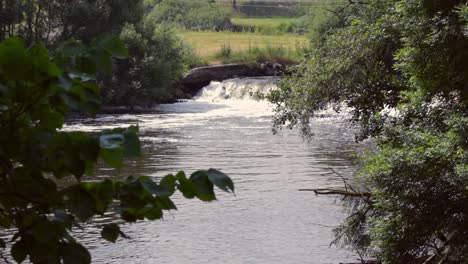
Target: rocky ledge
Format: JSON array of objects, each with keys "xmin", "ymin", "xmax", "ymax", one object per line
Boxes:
[{"xmin": 180, "ymin": 62, "xmax": 287, "ymax": 94}]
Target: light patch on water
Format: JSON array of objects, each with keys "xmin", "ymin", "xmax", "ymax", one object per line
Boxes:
[{"xmin": 196, "ymin": 77, "xmax": 278, "ymax": 102}]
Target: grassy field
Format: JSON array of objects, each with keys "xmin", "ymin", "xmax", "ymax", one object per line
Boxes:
[{"xmin": 178, "ymin": 31, "xmax": 308, "ymax": 63}]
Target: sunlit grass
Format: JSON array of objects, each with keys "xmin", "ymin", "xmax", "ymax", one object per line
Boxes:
[
  {"xmin": 178, "ymin": 31, "xmax": 308, "ymax": 64},
  {"xmin": 213, "ymin": 44, "xmax": 307, "ymax": 65}
]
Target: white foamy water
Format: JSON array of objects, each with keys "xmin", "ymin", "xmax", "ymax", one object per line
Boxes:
[
  {"xmin": 45, "ymin": 77, "xmax": 362, "ymax": 263},
  {"xmin": 196, "ymin": 77, "xmax": 278, "ymax": 102}
]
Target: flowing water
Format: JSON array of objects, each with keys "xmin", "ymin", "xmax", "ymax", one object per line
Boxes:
[{"xmin": 24, "ymin": 77, "xmax": 363, "ymax": 263}]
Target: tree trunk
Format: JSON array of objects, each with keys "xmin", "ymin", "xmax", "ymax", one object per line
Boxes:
[{"xmin": 26, "ymin": 0, "xmax": 34, "ymax": 45}]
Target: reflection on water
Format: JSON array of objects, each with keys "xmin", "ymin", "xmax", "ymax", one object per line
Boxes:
[{"xmin": 23, "ymin": 78, "xmax": 363, "ymax": 263}]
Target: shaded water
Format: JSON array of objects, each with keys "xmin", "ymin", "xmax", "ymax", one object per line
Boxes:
[{"xmin": 67, "ymin": 77, "xmax": 360, "ymax": 263}]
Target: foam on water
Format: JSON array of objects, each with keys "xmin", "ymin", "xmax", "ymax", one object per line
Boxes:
[{"xmin": 196, "ymin": 77, "xmax": 279, "ymax": 102}]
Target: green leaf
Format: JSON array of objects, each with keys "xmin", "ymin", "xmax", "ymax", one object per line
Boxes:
[
  {"xmin": 61, "ymin": 242, "xmax": 91, "ymax": 264},
  {"xmin": 32, "ymin": 219, "xmax": 63, "ymax": 243},
  {"xmin": 66, "ymin": 188, "xmax": 96, "ymax": 222},
  {"xmin": 144, "ymin": 207, "xmax": 163, "ymax": 220},
  {"xmin": 175, "ymin": 171, "xmax": 196, "ymax": 199},
  {"xmin": 0, "ymin": 37, "xmax": 29, "ymax": 80},
  {"xmin": 94, "ymin": 35, "xmax": 128, "ymax": 59},
  {"xmin": 84, "ymin": 160, "xmax": 94, "ymax": 176},
  {"xmin": 121, "ymin": 211, "xmax": 138, "ymax": 223},
  {"xmin": 206, "ymin": 169, "xmax": 234, "ymax": 193},
  {"xmin": 99, "ymin": 147, "xmax": 124, "ymax": 168},
  {"xmin": 47, "ymin": 61, "xmax": 62, "ymax": 77},
  {"xmin": 27, "ymin": 44, "xmax": 62, "ymax": 77},
  {"xmin": 122, "ymin": 129, "xmax": 140, "ymax": 157},
  {"xmin": 155, "ymin": 197, "xmax": 177, "ymax": 210},
  {"xmin": 160, "ymin": 174, "xmax": 176, "ymax": 196},
  {"xmin": 140, "ymin": 177, "xmax": 171, "ymax": 197},
  {"xmin": 101, "ymin": 224, "xmax": 120, "ymax": 243},
  {"xmin": 81, "ymin": 182, "xmax": 112, "ymax": 214},
  {"xmin": 40, "ymin": 110, "xmax": 63, "ymax": 130},
  {"xmin": 30, "ymin": 242, "xmax": 59, "ymax": 263},
  {"xmin": 98, "ymin": 179, "xmax": 115, "ymax": 204},
  {"xmin": 11, "ymin": 168, "xmax": 59, "ymax": 204},
  {"xmin": 95, "ymin": 49, "xmax": 112, "ymax": 74},
  {"xmin": 11, "ymin": 240, "xmax": 28, "ymax": 263},
  {"xmin": 81, "ymin": 81, "xmax": 100, "ymax": 95},
  {"xmin": 190, "ymin": 171, "xmax": 216, "ymax": 201}
]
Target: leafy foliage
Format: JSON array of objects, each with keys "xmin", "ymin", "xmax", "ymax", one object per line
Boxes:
[
  {"xmin": 102, "ymin": 23, "xmax": 190, "ymax": 106},
  {"xmin": 0, "ymin": 0, "xmax": 191, "ymax": 107},
  {"xmin": 0, "ymin": 0, "xmax": 144, "ymax": 45},
  {"xmin": 358, "ymin": 95, "xmax": 468, "ymax": 262},
  {"xmin": 0, "ymin": 37, "xmax": 234, "ymax": 263},
  {"xmin": 146, "ymin": 0, "xmax": 232, "ymax": 31},
  {"xmin": 269, "ymin": 0, "xmax": 468, "ymax": 263},
  {"xmin": 237, "ymin": 1, "xmax": 307, "ymax": 17}
]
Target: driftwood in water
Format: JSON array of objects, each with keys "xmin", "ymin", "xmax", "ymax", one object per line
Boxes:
[
  {"xmin": 301, "ymin": 168, "xmax": 377, "ymax": 264},
  {"xmin": 299, "ymin": 188, "xmax": 372, "ymax": 198}
]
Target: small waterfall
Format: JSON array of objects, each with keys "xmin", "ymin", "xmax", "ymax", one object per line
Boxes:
[{"xmin": 195, "ymin": 77, "xmax": 279, "ymax": 102}]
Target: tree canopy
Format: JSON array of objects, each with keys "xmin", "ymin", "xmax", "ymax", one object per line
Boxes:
[
  {"xmin": 145, "ymin": 0, "xmax": 232, "ymax": 31},
  {"xmin": 0, "ymin": 0, "xmax": 197, "ymax": 108},
  {"xmin": 269, "ymin": 0, "xmax": 468, "ymax": 263}
]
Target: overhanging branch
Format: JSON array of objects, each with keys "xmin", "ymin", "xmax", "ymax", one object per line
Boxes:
[{"xmin": 299, "ymin": 188, "xmax": 372, "ymax": 198}]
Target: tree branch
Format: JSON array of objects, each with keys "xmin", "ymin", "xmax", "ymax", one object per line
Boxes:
[{"xmin": 299, "ymin": 188, "xmax": 372, "ymax": 198}]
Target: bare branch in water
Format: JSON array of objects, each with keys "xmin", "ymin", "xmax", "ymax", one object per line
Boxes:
[{"xmin": 299, "ymin": 188, "xmax": 372, "ymax": 198}]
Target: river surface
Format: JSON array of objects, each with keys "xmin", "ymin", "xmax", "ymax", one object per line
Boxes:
[{"xmin": 65, "ymin": 77, "xmax": 360, "ymax": 264}]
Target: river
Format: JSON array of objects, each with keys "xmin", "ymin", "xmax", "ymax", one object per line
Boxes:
[{"xmin": 65, "ymin": 77, "xmax": 360, "ymax": 264}]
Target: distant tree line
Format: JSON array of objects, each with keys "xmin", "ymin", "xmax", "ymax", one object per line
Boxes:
[
  {"xmin": 146, "ymin": 0, "xmax": 233, "ymax": 31},
  {"xmin": 237, "ymin": 0, "xmax": 308, "ymax": 17}
]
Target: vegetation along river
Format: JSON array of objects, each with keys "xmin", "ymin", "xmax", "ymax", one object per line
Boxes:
[{"xmin": 65, "ymin": 77, "xmax": 361, "ymax": 264}]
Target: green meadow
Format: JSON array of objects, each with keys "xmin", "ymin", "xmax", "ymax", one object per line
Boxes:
[{"xmin": 178, "ymin": 30, "xmax": 308, "ymax": 64}]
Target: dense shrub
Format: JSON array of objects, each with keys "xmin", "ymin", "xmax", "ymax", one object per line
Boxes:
[{"xmin": 102, "ymin": 23, "xmax": 190, "ymax": 106}]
